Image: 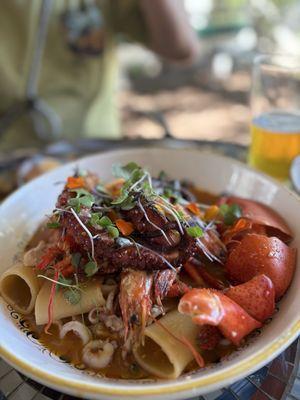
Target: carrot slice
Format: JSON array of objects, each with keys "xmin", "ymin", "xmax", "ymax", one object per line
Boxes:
[
  {"xmin": 116, "ymin": 219, "xmax": 134, "ymax": 236},
  {"xmin": 204, "ymin": 205, "xmax": 219, "ymax": 221},
  {"xmin": 186, "ymin": 202, "xmax": 202, "ymax": 216},
  {"xmin": 66, "ymin": 176, "xmax": 85, "ymax": 189}
]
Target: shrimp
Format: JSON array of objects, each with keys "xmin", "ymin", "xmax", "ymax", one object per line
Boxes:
[
  {"xmin": 82, "ymin": 340, "xmax": 115, "ymax": 369},
  {"xmin": 119, "ymin": 268, "xmax": 188, "ymax": 344},
  {"xmin": 119, "ymin": 269, "xmax": 153, "ymax": 341}
]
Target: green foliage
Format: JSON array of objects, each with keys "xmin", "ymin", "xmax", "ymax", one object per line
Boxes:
[
  {"xmin": 63, "ymin": 288, "xmax": 81, "ymax": 305},
  {"xmin": 84, "ymin": 261, "xmax": 98, "ymax": 277},
  {"xmin": 186, "ymin": 225, "xmax": 204, "ymax": 238},
  {"xmin": 219, "ymin": 203, "xmax": 242, "ymax": 225},
  {"xmin": 68, "ymin": 188, "xmax": 95, "ymax": 211}
]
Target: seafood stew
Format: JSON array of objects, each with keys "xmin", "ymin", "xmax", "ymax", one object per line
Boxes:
[{"xmin": 0, "ymin": 162, "xmax": 296, "ymax": 380}]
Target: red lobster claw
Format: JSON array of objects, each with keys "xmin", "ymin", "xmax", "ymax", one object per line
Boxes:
[
  {"xmin": 225, "ymin": 274, "xmax": 275, "ymax": 322},
  {"xmin": 225, "ymin": 234, "xmax": 296, "ymax": 299},
  {"xmin": 178, "ymin": 288, "xmax": 261, "ymax": 346},
  {"xmin": 219, "ymin": 196, "xmax": 293, "ymax": 243}
]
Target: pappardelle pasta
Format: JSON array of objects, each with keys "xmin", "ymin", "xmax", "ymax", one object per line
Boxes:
[{"xmin": 0, "ymin": 163, "xmax": 296, "ymax": 379}]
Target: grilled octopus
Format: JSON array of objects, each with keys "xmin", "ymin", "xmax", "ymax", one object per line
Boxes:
[{"xmin": 56, "ymin": 186, "xmax": 225, "ymax": 274}]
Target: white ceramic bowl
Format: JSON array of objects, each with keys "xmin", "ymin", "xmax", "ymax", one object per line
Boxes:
[{"xmin": 0, "ymin": 148, "xmax": 299, "ymax": 400}]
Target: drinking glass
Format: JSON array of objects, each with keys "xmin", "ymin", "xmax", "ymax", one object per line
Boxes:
[{"xmin": 249, "ymin": 54, "xmax": 300, "ymax": 181}]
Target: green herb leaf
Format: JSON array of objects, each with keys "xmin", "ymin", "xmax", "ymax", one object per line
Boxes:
[
  {"xmin": 84, "ymin": 261, "xmax": 98, "ymax": 277},
  {"xmin": 71, "ymin": 188, "xmax": 91, "ymax": 197},
  {"xmin": 67, "ymin": 198, "xmax": 81, "ymax": 213},
  {"xmin": 79, "ymin": 195, "xmax": 94, "ymax": 208},
  {"xmin": 125, "ymin": 162, "xmax": 140, "ymax": 172},
  {"xmin": 120, "ymin": 196, "xmax": 136, "ymax": 210},
  {"xmin": 219, "ymin": 203, "xmax": 242, "ymax": 226},
  {"xmin": 110, "ymin": 162, "xmax": 149, "ymax": 210},
  {"xmin": 96, "ymin": 183, "xmax": 109, "ymax": 194},
  {"xmin": 71, "ymin": 252, "xmax": 82, "ymax": 268},
  {"xmin": 163, "ymin": 188, "xmax": 174, "ymax": 198},
  {"xmin": 173, "ymin": 208, "xmax": 185, "ymax": 222},
  {"xmin": 47, "ymin": 221, "xmax": 61, "ymax": 229},
  {"xmin": 58, "ymin": 276, "xmax": 73, "ymax": 285},
  {"xmin": 68, "ymin": 198, "xmax": 79, "ymax": 207},
  {"xmin": 64, "ymin": 288, "xmax": 81, "ymax": 305},
  {"xmin": 107, "ymin": 226, "xmax": 119, "ymax": 238},
  {"xmin": 90, "ymin": 212, "xmax": 102, "ymax": 227},
  {"xmin": 56, "ymin": 275, "xmax": 73, "ymax": 292},
  {"xmin": 98, "ymin": 216, "xmax": 112, "ymax": 227},
  {"xmin": 186, "ymin": 225, "xmax": 204, "ymax": 238},
  {"xmin": 111, "ymin": 190, "xmax": 129, "ymax": 205},
  {"xmin": 68, "ymin": 189, "xmax": 95, "ymax": 210},
  {"xmin": 112, "ymin": 162, "xmax": 139, "ymax": 179}
]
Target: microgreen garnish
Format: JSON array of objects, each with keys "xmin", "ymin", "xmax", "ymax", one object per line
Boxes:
[
  {"xmin": 84, "ymin": 260, "xmax": 98, "ymax": 277},
  {"xmin": 163, "ymin": 188, "xmax": 176, "ymax": 200},
  {"xmin": 117, "ymin": 196, "xmax": 136, "ymax": 210},
  {"xmin": 38, "ymin": 274, "xmax": 79, "ymax": 289},
  {"xmin": 186, "ymin": 225, "xmax": 204, "ymax": 238},
  {"xmin": 111, "ymin": 191, "xmax": 128, "ymax": 206},
  {"xmin": 71, "ymin": 253, "xmax": 82, "ymax": 269},
  {"xmin": 112, "ymin": 162, "xmax": 140, "ymax": 179},
  {"xmin": 57, "ymin": 275, "xmax": 73, "ymax": 286},
  {"xmin": 111, "ymin": 163, "xmax": 147, "ymax": 209},
  {"xmin": 98, "ymin": 216, "xmax": 112, "ymax": 227},
  {"xmin": 64, "ymin": 288, "xmax": 81, "ymax": 305},
  {"xmin": 107, "ymin": 225, "xmax": 119, "ymax": 238},
  {"xmin": 174, "ymin": 209, "xmax": 185, "ymax": 221},
  {"xmin": 90, "ymin": 212, "xmax": 103, "ymax": 227},
  {"xmin": 95, "ymin": 216, "xmax": 119, "ymax": 238},
  {"xmin": 96, "ymin": 183, "xmax": 109, "ymax": 194},
  {"xmin": 219, "ymin": 203, "xmax": 242, "ymax": 226},
  {"xmin": 68, "ymin": 188, "xmax": 95, "ymax": 211}
]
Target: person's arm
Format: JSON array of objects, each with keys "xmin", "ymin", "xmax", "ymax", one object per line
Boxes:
[{"xmin": 139, "ymin": 0, "xmax": 199, "ymax": 62}]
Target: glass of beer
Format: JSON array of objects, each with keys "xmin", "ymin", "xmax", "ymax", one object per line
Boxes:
[{"xmin": 249, "ymin": 54, "xmax": 300, "ymax": 181}]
